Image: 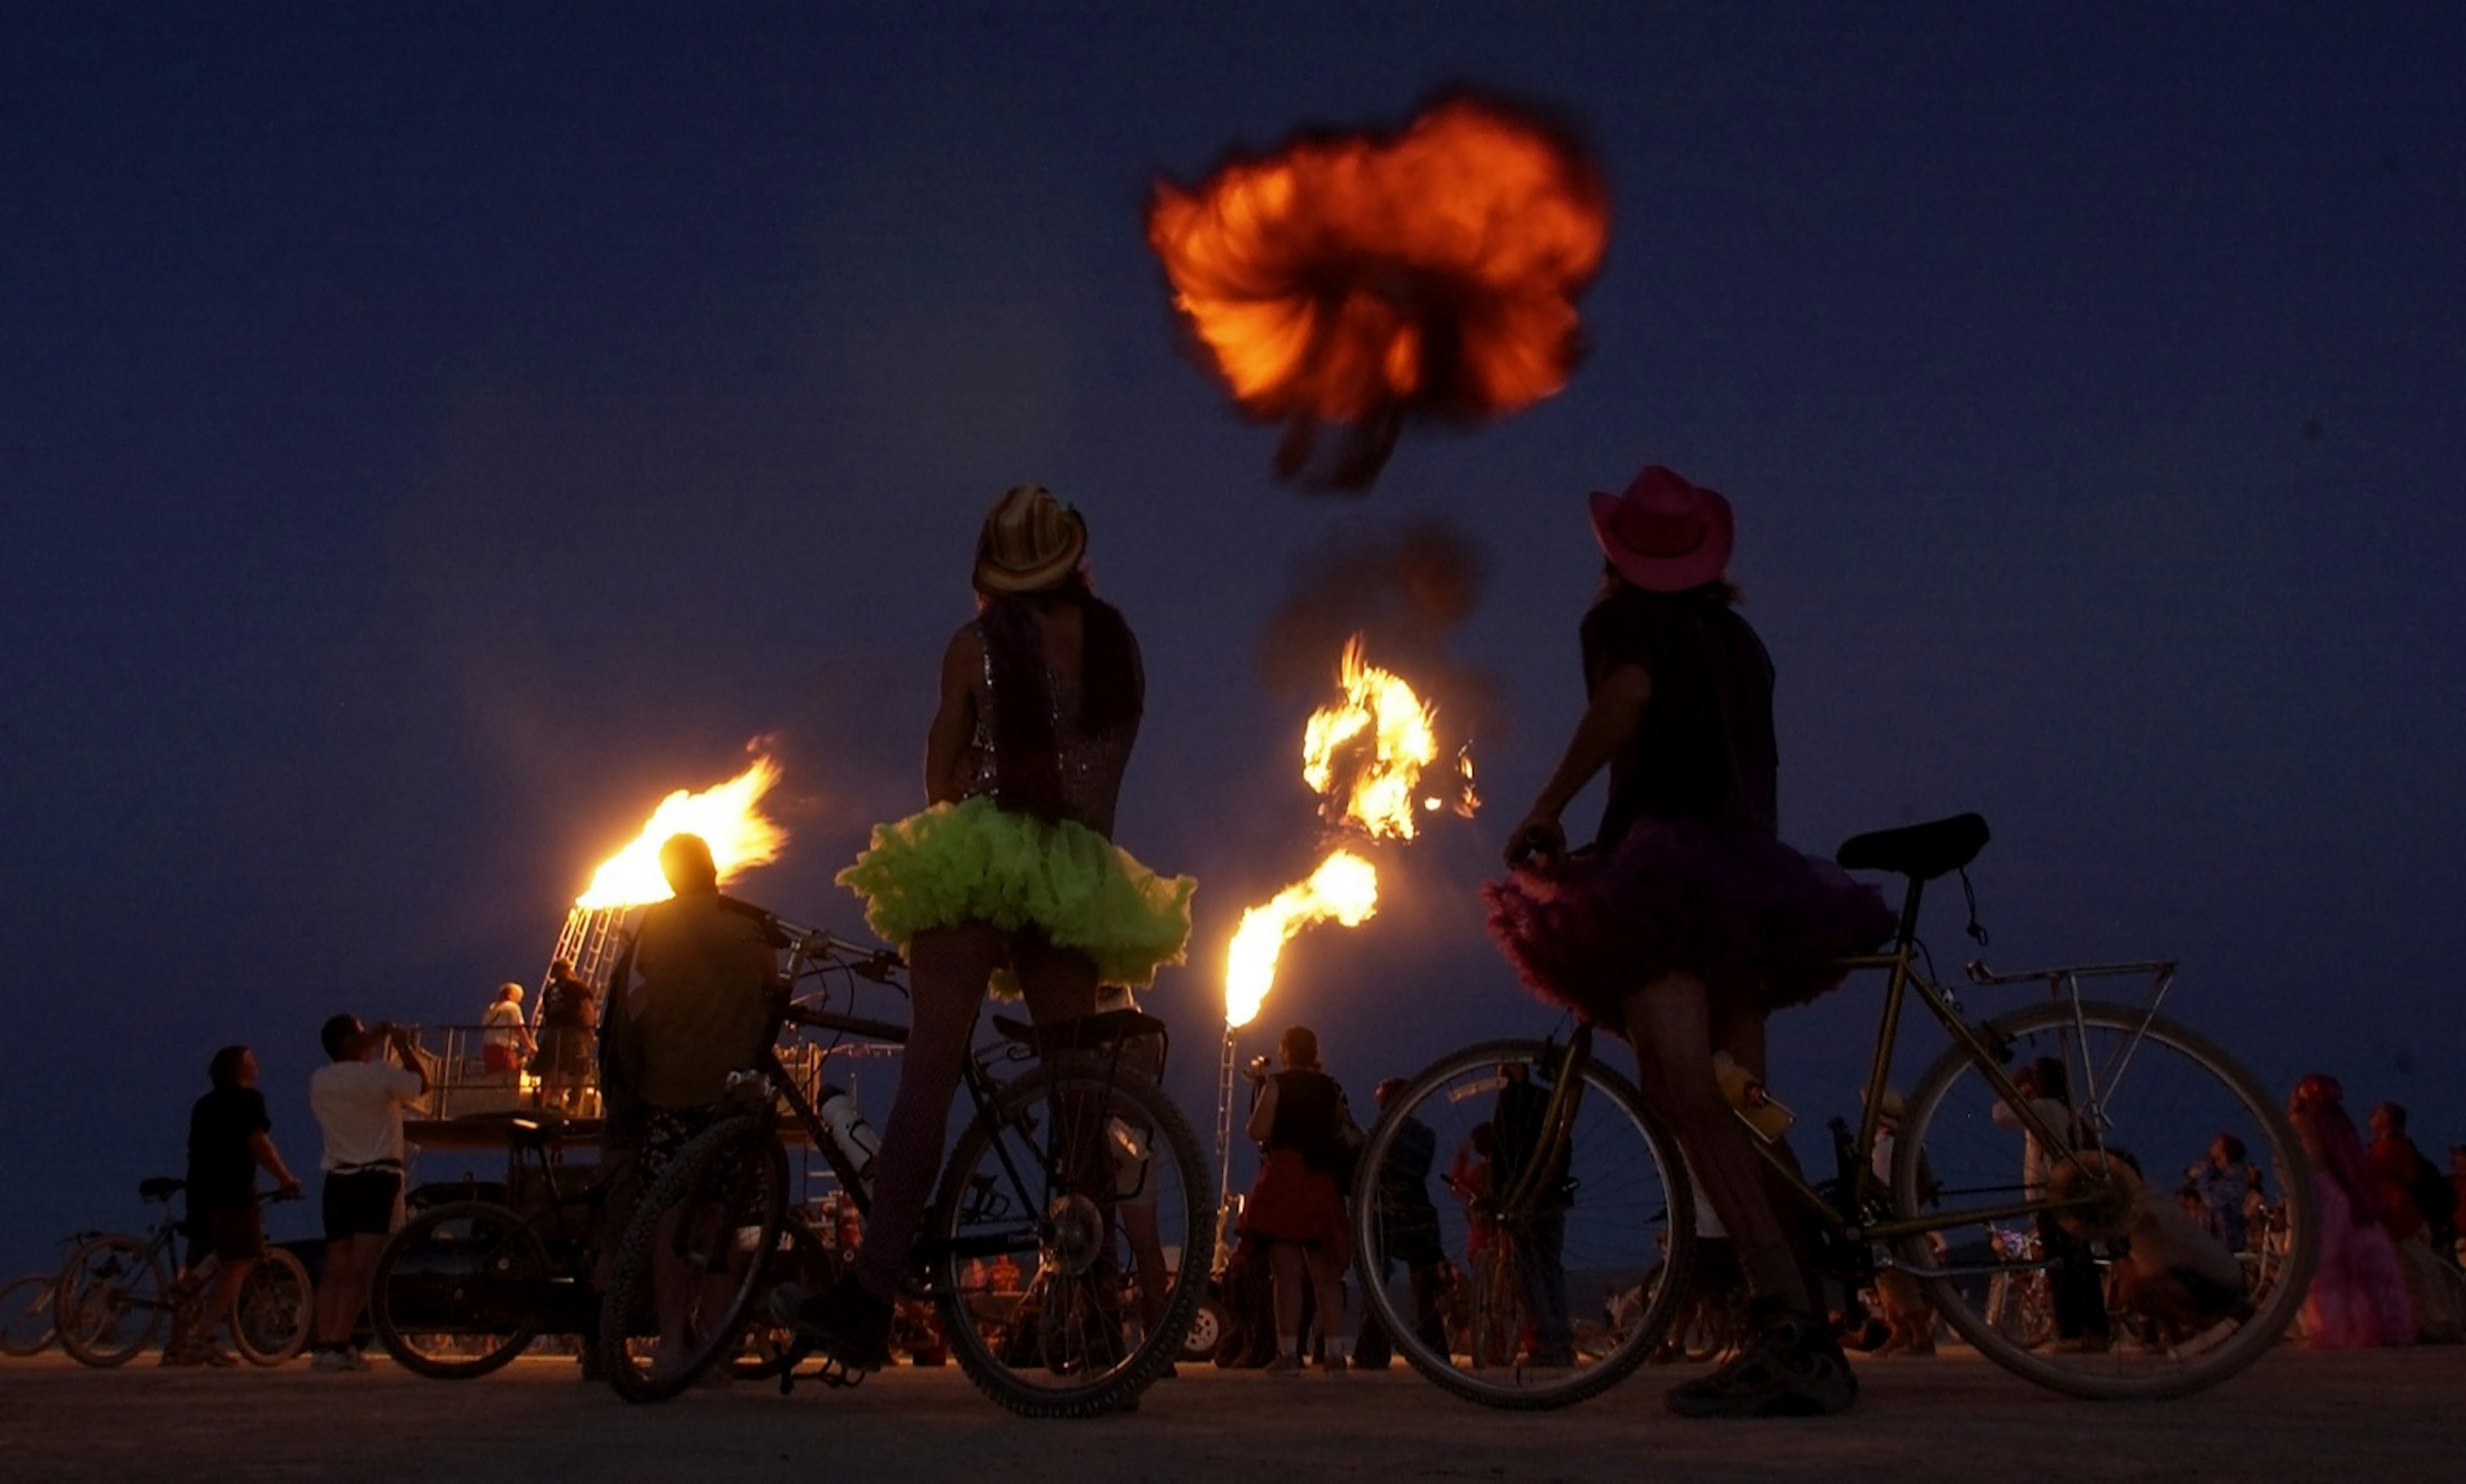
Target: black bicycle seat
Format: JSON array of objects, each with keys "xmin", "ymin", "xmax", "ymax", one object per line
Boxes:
[
  {"xmin": 138, "ymin": 1176, "xmax": 185, "ymax": 1203},
  {"xmin": 989, "ymin": 1008, "xmax": 1167, "ymax": 1051},
  {"xmin": 1836, "ymin": 813, "xmax": 1990, "ymax": 880}
]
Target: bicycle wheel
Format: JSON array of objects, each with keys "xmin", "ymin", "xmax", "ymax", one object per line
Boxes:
[
  {"xmin": 598, "ymin": 1115, "xmax": 788, "ymax": 1403},
  {"xmin": 371, "ymin": 1201, "xmax": 550, "ymax": 1379},
  {"xmin": 1352, "ymin": 1038, "xmax": 1692, "ymax": 1410},
  {"xmin": 53, "ymin": 1235, "xmax": 170, "ymax": 1368},
  {"xmin": 233, "ymin": 1246, "xmax": 313, "ymax": 1366},
  {"xmin": 926, "ymin": 1054, "xmax": 1211, "ymax": 1418},
  {"xmin": 1, "ymin": 1271, "xmax": 57, "ymax": 1356},
  {"xmin": 1894, "ymin": 1000, "xmax": 2318, "ymax": 1399}
]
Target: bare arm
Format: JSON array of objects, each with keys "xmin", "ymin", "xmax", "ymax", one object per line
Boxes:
[
  {"xmin": 1246, "ymin": 1077, "xmax": 1280, "ymax": 1145},
  {"xmin": 250, "ymin": 1131, "xmax": 303, "ymax": 1199},
  {"xmin": 389, "ymin": 1025, "xmax": 431, "ymax": 1096},
  {"xmin": 1503, "ymin": 663, "xmax": 1652, "ymax": 867},
  {"xmin": 923, "ymin": 623, "xmax": 983, "ymax": 805}
]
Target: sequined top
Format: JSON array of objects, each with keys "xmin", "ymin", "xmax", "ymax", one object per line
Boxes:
[{"xmin": 966, "ymin": 618, "xmax": 1139, "ymax": 837}]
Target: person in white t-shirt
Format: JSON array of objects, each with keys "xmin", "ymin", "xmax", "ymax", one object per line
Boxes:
[{"xmin": 306, "ymin": 1014, "xmax": 428, "ymax": 1370}]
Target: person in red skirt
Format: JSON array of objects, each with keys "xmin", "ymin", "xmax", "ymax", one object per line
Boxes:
[
  {"xmin": 1241, "ymin": 1025, "xmax": 1358, "ymax": 1375},
  {"xmin": 1486, "ymin": 464, "xmax": 1895, "ymax": 1417}
]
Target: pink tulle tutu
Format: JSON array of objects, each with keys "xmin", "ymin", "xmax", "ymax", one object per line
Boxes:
[{"xmin": 1483, "ymin": 818, "xmax": 1896, "ymax": 1028}]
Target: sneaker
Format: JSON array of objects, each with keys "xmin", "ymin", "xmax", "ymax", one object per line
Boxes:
[
  {"xmin": 1320, "ymin": 1352, "xmax": 1348, "ymax": 1377},
  {"xmin": 1664, "ymin": 1310, "xmax": 1857, "ymax": 1419},
  {"xmin": 1261, "ymin": 1352, "xmax": 1303, "ymax": 1376},
  {"xmin": 191, "ymin": 1343, "xmax": 240, "ymax": 1369},
  {"xmin": 770, "ymin": 1276, "xmax": 893, "ymax": 1373},
  {"xmin": 159, "ymin": 1343, "xmax": 201, "ymax": 1368},
  {"xmin": 308, "ymin": 1348, "xmax": 354, "ymax": 1372}
]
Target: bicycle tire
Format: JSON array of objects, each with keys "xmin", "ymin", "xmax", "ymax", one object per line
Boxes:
[
  {"xmin": 53, "ymin": 1234, "xmax": 169, "ymax": 1368},
  {"xmin": 2, "ymin": 1271, "xmax": 57, "ymax": 1357},
  {"xmin": 597, "ymin": 1115, "xmax": 788, "ymax": 1403},
  {"xmin": 1, "ymin": 1271, "xmax": 58, "ymax": 1356},
  {"xmin": 1894, "ymin": 999, "xmax": 2318, "ymax": 1399},
  {"xmin": 234, "ymin": 1246, "xmax": 313, "ymax": 1366},
  {"xmin": 1351, "ymin": 1038, "xmax": 1693, "ymax": 1410},
  {"xmin": 371, "ymin": 1201, "xmax": 551, "ymax": 1379},
  {"xmin": 927, "ymin": 1054, "xmax": 1212, "ymax": 1418}
]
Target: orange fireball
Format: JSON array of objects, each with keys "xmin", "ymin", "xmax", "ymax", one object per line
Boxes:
[{"xmin": 1147, "ymin": 90, "xmax": 1608, "ymax": 477}]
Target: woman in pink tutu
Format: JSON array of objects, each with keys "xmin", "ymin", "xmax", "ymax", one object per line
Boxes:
[
  {"xmin": 2287, "ymin": 1074, "xmax": 2413, "ymax": 1347},
  {"xmin": 1487, "ymin": 465, "xmax": 1894, "ymax": 1418}
]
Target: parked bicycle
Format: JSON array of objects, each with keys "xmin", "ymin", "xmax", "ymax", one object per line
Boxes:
[
  {"xmin": 367, "ymin": 1114, "xmax": 610, "ymax": 1379},
  {"xmin": 1354, "ymin": 812, "xmax": 2319, "ymax": 1408},
  {"xmin": 595, "ymin": 919, "xmax": 1213, "ymax": 1418},
  {"xmin": 52, "ymin": 1182, "xmax": 311, "ymax": 1368},
  {"xmin": 1, "ymin": 1239, "xmax": 92, "ymax": 1357}
]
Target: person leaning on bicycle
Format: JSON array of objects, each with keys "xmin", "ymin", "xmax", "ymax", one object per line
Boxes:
[
  {"xmin": 1484, "ymin": 464, "xmax": 1896, "ymax": 1419},
  {"xmin": 171, "ymin": 1045, "xmax": 306, "ymax": 1366},
  {"xmin": 597, "ymin": 831, "xmax": 787, "ymax": 1379}
]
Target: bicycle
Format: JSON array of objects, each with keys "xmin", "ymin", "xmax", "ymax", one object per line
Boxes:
[
  {"xmin": 1354, "ymin": 811, "xmax": 2320, "ymax": 1408},
  {"xmin": 594, "ymin": 919, "xmax": 1214, "ymax": 1417},
  {"xmin": 367, "ymin": 1113, "xmax": 611, "ymax": 1379},
  {"xmin": 52, "ymin": 1181, "xmax": 311, "ymax": 1368},
  {"xmin": 2, "ymin": 1236, "xmax": 95, "ymax": 1357}
]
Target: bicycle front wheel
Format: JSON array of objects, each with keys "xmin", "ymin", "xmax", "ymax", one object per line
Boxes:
[
  {"xmin": 597, "ymin": 1115, "xmax": 788, "ymax": 1403},
  {"xmin": 1352, "ymin": 1039, "xmax": 1693, "ymax": 1410},
  {"xmin": 1895, "ymin": 1000, "xmax": 2316, "ymax": 1399},
  {"xmin": 53, "ymin": 1235, "xmax": 169, "ymax": 1368},
  {"xmin": 926, "ymin": 1054, "xmax": 1212, "ymax": 1419},
  {"xmin": 1, "ymin": 1271, "xmax": 58, "ymax": 1356},
  {"xmin": 371, "ymin": 1201, "xmax": 551, "ymax": 1379},
  {"xmin": 234, "ymin": 1246, "xmax": 313, "ymax": 1365}
]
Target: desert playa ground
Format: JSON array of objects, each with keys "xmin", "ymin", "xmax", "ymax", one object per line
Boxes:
[{"xmin": 3, "ymin": 1346, "xmax": 2460, "ymax": 1484}]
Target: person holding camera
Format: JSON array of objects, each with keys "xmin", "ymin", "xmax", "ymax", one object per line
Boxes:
[
  {"xmin": 1240, "ymin": 1025, "xmax": 1359, "ymax": 1375},
  {"xmin": 306, "ymin": 1013, "xmax": 429, "ymax": 1370}
]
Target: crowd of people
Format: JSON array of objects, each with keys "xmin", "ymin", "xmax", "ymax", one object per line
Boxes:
[{"xmin": 128, "ymin": 474, "xmax": 2463, "ymax": 1420}]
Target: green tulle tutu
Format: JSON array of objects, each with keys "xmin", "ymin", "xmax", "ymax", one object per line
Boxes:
[{"xmin": 835, "ymin": 796, "xmax": 1197, "ymax": 996}]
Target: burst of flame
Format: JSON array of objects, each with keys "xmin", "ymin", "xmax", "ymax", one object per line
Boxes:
[
  {"xmin": 1303, "ymin": 637, "xmax": 1442, "ymax": 839},
  {"xmin": 1146, "ymin": 93, "xmax": 1607, "ymax": 428},
  {"xmin": 575, "ymin": 756, "xmax": 787, "ymax": 909},
  {"xmin": 1224, "ymin": 850, "xmax": 1378, "ymax": 1030}
]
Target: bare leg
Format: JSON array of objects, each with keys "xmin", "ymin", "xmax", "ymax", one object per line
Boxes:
[
  {"xmin": 1304, "ymin": 1246, "xmax": 1349, "ymax": 1360},
  {"xmin": 198, "ymin": 1257, "xmax": 253, "ymax": 1352},
  {"xmin": 1622, "ymin": 973, "xmax": 1813, "ymax": 1315},
  {"xmin": 313, "ymin": 1235, "xmax": 387, "ymax": 1350},
  {"xmin": 1270, "ymin": 1241, "xmax": 1306, "ymax": 1352},
  {"xmin": 853, "ymin": 921, "xmax": 1003, "ymax": 1301}
]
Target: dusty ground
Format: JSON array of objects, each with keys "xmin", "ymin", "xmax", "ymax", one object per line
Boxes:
[{"xmin": 1, "ymin": 1346, "xmax": 2458, "ymax": 1484}]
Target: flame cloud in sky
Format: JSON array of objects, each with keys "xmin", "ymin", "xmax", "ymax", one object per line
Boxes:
[
  {"xmin": 1146, "ymin": 89, "xmax": 1608, "ymax": 487},
  {"xmin": 575, "ymin": 755, "xmax": 787, "ymax": 909}
]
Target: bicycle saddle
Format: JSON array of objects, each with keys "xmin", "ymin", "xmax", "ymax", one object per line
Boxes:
[
  {"xmin": 1836, "ymin": 812, "xmax": 1989, "ymax": 880},
  {"xmin": 138, "ymin": 1176, "xmax": 185, "ymax": 1202},
  {"xmin": 989, "ymin": 1008, "xmax": 1167, "ymax": 1051}
]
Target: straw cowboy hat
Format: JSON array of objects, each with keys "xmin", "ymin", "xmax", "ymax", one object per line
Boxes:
[
  {"xmin": 1588, "ymin": 464, "xmax": 1734, "ymax": 593},
  {"xmin": 975, "ymin": 484, "xmax": 1087, "ymax": 594}
]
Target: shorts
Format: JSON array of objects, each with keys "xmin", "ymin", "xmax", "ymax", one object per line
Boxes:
[
  {"xmin": 483, "ymin": 1043, "xmax": 525, "ymax": 1075},
  {"xmin": 1241, "ymin": 1149, "xmax": 1352, "ymax": 1268},
  {"xmin": 323, "ymin": 1168, "xmax": 403, "ymax": 1241},
  {"xmin": 188, "ymin": 1206, "xmax": 266, "ymax": 1266}
]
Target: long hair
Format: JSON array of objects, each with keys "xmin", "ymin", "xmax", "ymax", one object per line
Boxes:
[{"xmin": 977, "ymin": 575, "xmax": 1141, "ymax": 819}]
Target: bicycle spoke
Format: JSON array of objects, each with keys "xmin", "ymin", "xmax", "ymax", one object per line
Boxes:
[
  {"xmin": 1896, "ymin": 1002, "xmax": 2316, "ymax": 1399},
  {"xmin": 1353, "ymin": 1040, "xmax": 1688, "ymax": 1410}
]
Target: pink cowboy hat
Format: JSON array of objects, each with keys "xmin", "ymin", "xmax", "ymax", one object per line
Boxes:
[{"xmin": 1588, "ymin": 464, "xmax": 1735, "ymax": 592}]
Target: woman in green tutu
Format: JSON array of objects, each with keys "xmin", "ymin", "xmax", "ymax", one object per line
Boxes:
[{"xmin": 777, "ymin": 484, "xmax": 1196, "ymax": 1370}]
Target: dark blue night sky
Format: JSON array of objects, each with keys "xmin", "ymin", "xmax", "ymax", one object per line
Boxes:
[{"xmin": 4, "ymin": 3, "xmax": 2460, "ymax": 1268}]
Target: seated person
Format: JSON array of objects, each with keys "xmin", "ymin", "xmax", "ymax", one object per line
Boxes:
[{"xmin": 2107, "ymin": 1153, "xmax": 2248, "ymax": 1334}]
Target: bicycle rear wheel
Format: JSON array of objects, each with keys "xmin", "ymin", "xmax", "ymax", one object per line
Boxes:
[
  {"xmin": 53, "ymin": 1235, "xmax": 169, "ymax": 1368},
  {"xmin": 1352, "ymin": 1039, "xmax": 1692, "ymax": 1410},
  {"xmin": 925, "ymin": 1055, "xmax": 1211, "ymax": 1418},
  {"xmin": 1, "ymin": 1271, "xmax": 57, "ymax": 1356},
  {"xmin": 1895, "ymin": 1000, "xmax": 2317, "ymax": 1399},
  {"xmin": 234, "ymin": 1247, "xmax": 313, "ymax": 1365},
  {"xmin": 371, "ymin": 1201, "xmax": 551, "ymax": 1379},
  {"xmin": 597, "ymin": 1115, "xmax": 788, "ymax": 1402}
]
